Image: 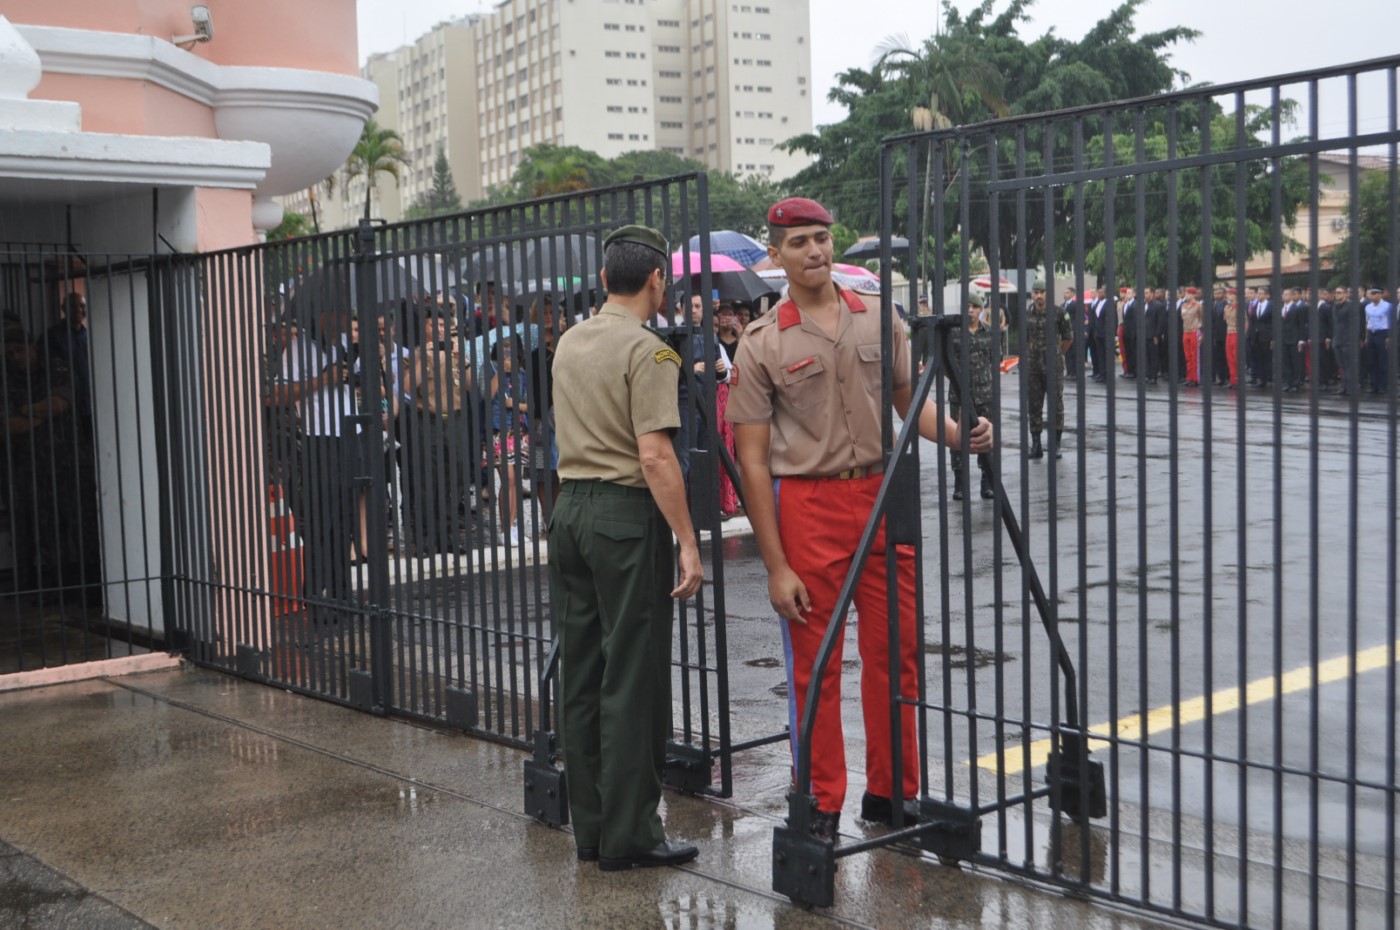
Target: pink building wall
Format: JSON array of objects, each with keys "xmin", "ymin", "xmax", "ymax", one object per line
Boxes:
[{"xmin": 4, "ymin": 0, "xmax": 359, "ymax": 74}]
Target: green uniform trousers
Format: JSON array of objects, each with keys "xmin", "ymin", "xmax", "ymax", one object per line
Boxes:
[{"xmin": 549, "ymin": 480, "xmax": 673, "ymax": 857}]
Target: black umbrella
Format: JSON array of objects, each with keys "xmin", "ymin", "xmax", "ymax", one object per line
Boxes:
[
  {"xmin": 288, "ymin": 253, "xmax": 457, "ymax": 318},
  {"xmin": 460, "ymin": 233, "xmax": 603, "ymax": 290},
  {"xmin": 687, "ymin": 268, "xmax": 780, "ymax": 305},
  {"xmin": 842, "ymin": 236, "xmax": 910, "ymax": 261}
]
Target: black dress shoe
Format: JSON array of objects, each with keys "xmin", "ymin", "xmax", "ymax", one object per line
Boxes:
[
  {"xmin": 980, "ymin": 471, "xmax": 995, "ymax": 500},
  {"xmin": 577, "ymin": 846, "xmax": 599, "ymax": 862},
  {"xmin": 860, "ymin": 791, "xmax": 921, "ymax": 826},
  {"xmin": 599, "ymin": 840, "xmax": 698, "ymax": 872},
  {"xmin": 952, "ymin": 482, "xmax": 964, "ymax": 502},
  {"xmin": 810, "ymin": 810, "xmax": 841, "ymax": 843}
]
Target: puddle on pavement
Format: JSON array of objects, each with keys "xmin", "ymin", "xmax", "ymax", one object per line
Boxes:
[
  {"xmin": 744, "ymin": 657, "xmax": 781, "ymax": 668},
  {"xmin": 923, "ymin": 642, "xmax": 1016, "ymax": 669}
]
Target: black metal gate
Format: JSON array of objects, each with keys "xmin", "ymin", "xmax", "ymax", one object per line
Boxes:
[
  {"xmin": 773, "ymin": 57, "xmax": 1399, "ymax": 930},
  {"xmin": 166, "ymin": 174, "xmax": 773, "ymax": 797}
]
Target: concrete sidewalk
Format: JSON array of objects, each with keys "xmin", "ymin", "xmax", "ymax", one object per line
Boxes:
[{"xmin": 0, "ymin": 666, "xmax": 1174, "ymax": 930}]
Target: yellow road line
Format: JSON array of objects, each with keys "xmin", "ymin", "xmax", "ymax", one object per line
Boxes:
[{"xmin": 973, "ymin": 638, "xmax": 1400, "ymax": 777}]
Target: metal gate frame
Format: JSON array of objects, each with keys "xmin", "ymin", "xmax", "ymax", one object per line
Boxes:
[
  {"xmin": 166, "ymin": 174, "xmax": 781, "ymax": 801},
  {"xmin": 771, "ymin": 56, "xmax": 1399, "ymax": 930}
]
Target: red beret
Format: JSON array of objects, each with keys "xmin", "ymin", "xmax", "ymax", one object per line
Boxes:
[{"xmin": 767, "ymin": 197, "xmax": 833, "ymax": 227}]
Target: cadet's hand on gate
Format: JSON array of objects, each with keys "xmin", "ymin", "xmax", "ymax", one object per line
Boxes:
[
  {"xmin": 672, "ymin": 544, "xmax": 703, "ymax": 599},
  {"xmin": 968, "ymin": 416, "xmax": 994, "ymax": 454},
  {"xmin": 769, "ymin": 566, "xmax": 812, "ymax": 624}
]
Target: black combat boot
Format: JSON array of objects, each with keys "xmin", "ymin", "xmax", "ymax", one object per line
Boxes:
[
  {"xmin": 1028, "ymin": 432, "xmax": 1044, "ymax": 460},
  {"xmin": 952, "ymin": 470, "xmax": 964, "ymax": 501},
  {"xmin": 980, "ymin": 470, "xmax": 995, "ymax": 499},
  {"xmin": 1054, "ymin": 430, "xmax": 1064, "ymax": 459}
]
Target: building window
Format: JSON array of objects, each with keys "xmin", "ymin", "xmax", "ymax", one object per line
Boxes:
[
  {"xmin": 608, "ymin": 105, "xmax": 623, "ymax": 113},
  {"xmin": 604, "ymin": 23, "xmax": 620, "ymax": 31},
  {"xmin": 609, "ymin": 132, "xmax": 624, "ymax": 140},
  {"xmin": 605, "ymin": 51, "xmax": 621, "ymax": 58},
  {"xmin": 607, "ymin": 78, "xmax": 622, "ymax": 85}
]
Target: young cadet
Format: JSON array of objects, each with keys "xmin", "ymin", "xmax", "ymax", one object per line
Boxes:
[
  {"xmin": 548, "ymin": 224, "xmax": 703, "ymax": 871},
  {"xmin": 727, "ymin": 197, "xmax": 994, "ymax": 842}
]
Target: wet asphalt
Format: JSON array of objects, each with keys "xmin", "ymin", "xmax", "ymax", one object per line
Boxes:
[{"xmin": 0, "ymin": 374, "xmax": 1394, "ymax": 929}]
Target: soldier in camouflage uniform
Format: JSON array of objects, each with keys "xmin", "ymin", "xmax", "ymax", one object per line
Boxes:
[
  {"xmin": 3, "ymin": 318, "xmax": 101, "ymax": 597},
  {"xmin": 946, "ymin": 293, "xmax": 998, "ymax": 501},
  {"xmin": 1023, "ymin": 278, "xmax": 1072, "ymax": 460}
]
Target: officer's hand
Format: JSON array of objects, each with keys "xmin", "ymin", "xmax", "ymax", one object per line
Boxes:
[
  {"xmin": 968, "ymin": 416, "xmax": 994, "ymax": 454},
  {"xmin": 769, "ymin": 565, "xmax": 812, "ymax": 624},
  {"xmin": 672, "ymin": 544, "xmax": 703, "ymax": 599}
]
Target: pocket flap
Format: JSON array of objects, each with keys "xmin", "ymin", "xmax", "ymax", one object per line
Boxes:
[
  {"xmin": 595, "ymin": 518, "xmax": 644, "ymax": 541},
  {"xmin": 857, "ymin": 343, "xmax": 883, "ymax": 363}
]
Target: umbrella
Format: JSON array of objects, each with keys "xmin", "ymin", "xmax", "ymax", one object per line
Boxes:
[
  {"xmin": 842, "ymin": 236, "xmax": 910, "ymax": 261},
  {"xmin": 971, "ymin": 274, "xmax": 1015, "ymax": 293},
  {"xmin": 832, "ymin": 262, "xmax": 879, "ymax": 280},
  {"xmin": 671, "ymin": 251, "xmax": 779, "ymax": 305},
  {"xmin": 460, "ymin": 233, "xmax": 602, "ymax": 290},
  {"xmin": 288, "ymin": 253, "xmax": 457, "ymax": 318},
  {"xmin": 686, "ymin": 230, "xmax": 768, "ymax": 268}
]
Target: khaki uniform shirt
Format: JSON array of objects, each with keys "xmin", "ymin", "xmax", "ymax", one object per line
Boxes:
[
  {"xmin": 726, "ymin": 284, "xmax": 910, "ymax": 477},
  {"xmin": 1180, "ymin": 301, "xmax": 1203, "ymax": 333},
  {"xmin": 553, "ymin": 302, "xmax": 682, "ymax": 488}
]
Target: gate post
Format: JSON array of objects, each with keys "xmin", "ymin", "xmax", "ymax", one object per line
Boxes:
[{"xmin": 353, "ymin": 218, "xmax": 393, "ymax": 713}]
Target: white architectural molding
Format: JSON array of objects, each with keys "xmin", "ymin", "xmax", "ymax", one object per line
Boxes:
[
  {"xmin": 0, "ymin": 130, "xmax": 269, "ymax": 189},
  {"xmin": 15, "ymin": 25, "xmax": 377, "ymax": 120},
  {"xmin": 15, "ymin": 23, "xmax": 377, "ymax": 196}
]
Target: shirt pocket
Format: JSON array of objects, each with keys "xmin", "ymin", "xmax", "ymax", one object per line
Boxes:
[
  {"xmin": 857, "ymin": 343, "xmax": 884, "ymax": 394},
  {"xmin": 779, "ymin": 355, "xmax": 827, "ymax": 410}
]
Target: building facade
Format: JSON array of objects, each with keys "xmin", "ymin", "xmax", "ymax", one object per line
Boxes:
[{"xmin": 285, "ymin": 0, "xmax": 813, "ymax": 228}]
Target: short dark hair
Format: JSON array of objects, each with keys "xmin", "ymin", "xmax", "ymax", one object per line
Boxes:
[
  {"xmin": 767, "ymin": 224, "xmax": 787, "ymax": 247},
  {"xmin": 604, "ymin": 240, "xmax": 666, "ymax": 296}
]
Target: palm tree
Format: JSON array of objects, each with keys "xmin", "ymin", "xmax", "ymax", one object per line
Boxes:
[
  {"xmin": 875, "ymin": 30, "xmax": 1007, "ymax": 280},
  {"xmin": 344, "ymin": 119, "xmax": 410, "ymax": 220},
  {"xmin": 306, "ymin": 172, "xmax": 337, "ymax": 234}
]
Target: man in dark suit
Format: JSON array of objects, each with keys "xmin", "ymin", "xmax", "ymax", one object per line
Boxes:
[
  {"xmin": 1332, "ymin": 285, "xmax": 1363, "ymax": 397},
  {"xmin": 1246, "ymin": 286, "xmax": 1261, "ymax": 384},
  {"xmin": 1280, "ymin": 287, "xmax": 1308, "ymax": 392},
  {"xmin": 1314, "ymin": 288, "xmax": 1336, "ymax": 389},
  {"xmin": 1142, "ymin": 287, "xmax": 1167, "ymax": 384},
  {"xmin": 1089, "ymin": 286, "xmax": 1113, "ymax": 382},
  {"xmin": 1252, "ymin": 285, "xmax": 1276, "ymax": 388}
]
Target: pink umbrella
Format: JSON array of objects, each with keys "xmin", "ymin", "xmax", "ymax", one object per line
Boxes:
[
  {"xmin": 832, "ymin": 262, "xmax": 878, "ymax": 279},
  {"xmin": 671, "ymin": 251, "xmax": 748, "ymax": 276}
]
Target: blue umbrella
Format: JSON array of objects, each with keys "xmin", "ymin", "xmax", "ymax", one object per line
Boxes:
[{"xmin": 686, "ymin": 230, "xmax": 768, "ymax": 268}]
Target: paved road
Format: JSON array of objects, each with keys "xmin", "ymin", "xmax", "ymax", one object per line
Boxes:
[{"xmin": 702, "ymin": 375, "xmax": 1398, "ymax": 929}]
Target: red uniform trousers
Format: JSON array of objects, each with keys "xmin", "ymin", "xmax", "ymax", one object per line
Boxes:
[
  {"xmin": 776, "ymin": 471, "xmax": 920, "ymax": 814},
  {"xmin": 1183, "ymin": 330, "xmax": 1200, "ymax": 383},
  {"xmin": 1225, "ymin": 333, "xmax": 1239, "ymax": 386}
]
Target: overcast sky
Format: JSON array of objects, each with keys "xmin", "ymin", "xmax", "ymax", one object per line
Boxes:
[{"xmin": 358, "ymin": 0, "xmax": 1396, "ymax": 135}]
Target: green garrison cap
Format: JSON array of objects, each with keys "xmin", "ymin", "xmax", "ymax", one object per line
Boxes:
[
  {"xmin": 966, "ymin": 291, "xmax": 986, "ymax": 307},
  {"xmin": 1030, "ymin": 276, "xmax": 1047, "ymax": 291},
  {"xmin": 604, "ymin": 224, "xmax": 669, "ymax": 257}
]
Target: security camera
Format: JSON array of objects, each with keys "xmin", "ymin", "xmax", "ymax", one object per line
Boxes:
[{"xmin": 173, "ymin": 5, "xmax": 214, "ymax": 47}]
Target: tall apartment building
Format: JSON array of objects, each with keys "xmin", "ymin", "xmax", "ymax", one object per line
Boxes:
[{"xmin": 282, "ymin": 0, "xmax": 812, "ymax": 228}]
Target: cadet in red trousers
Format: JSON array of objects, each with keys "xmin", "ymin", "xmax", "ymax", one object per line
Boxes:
[{"xmin": 727, "ymin": 198, "xmax": 994, "ymax": 842}]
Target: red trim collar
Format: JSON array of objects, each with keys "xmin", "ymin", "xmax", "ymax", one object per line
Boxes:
[{"xmin": 776, "ymin": 284, "xmax": 866, "ymax": 330}]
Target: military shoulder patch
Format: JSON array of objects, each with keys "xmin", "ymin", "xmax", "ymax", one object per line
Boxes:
[{"xmin": 654, "ymin": 346, "xmax": 682, "ymax": 367}]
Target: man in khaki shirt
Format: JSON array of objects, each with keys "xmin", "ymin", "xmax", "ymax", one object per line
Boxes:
[
  {"xmin": 548, "ymin": 224, "xmax": 702, "ymax": 872},
  {"xmin": 728, "ymin": 197, "xmax": 992, "ymax": 843}
]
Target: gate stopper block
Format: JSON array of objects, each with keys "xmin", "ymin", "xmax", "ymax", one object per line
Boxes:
[
  {"xmin": 917, "ymin": 798, "xmax": 982, "ymax": 861},
  {"xmin": 523, "ymin": 730, "xmax": 570, "ymax": 827},
  {"xmin": 772, "ymin": 826, "xmax": 836, "ymax": 908},
  {"xmin": 663, "ymin": 740, "xmax": 712, "ymax": 794}
]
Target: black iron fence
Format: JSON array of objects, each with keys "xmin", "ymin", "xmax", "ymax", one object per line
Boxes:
[
  {"xmin": 151, "ymin": 174, "xmax": 777, "ymax": 796},
  {"xmin": 774, "ymin": 56, "xmax": 1399, "ymax": 930},
  {"xmin": 1, "ymin": 249, "xmax": 172, "ymax": 674}
]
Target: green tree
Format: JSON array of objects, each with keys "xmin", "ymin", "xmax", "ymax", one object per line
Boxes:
[
  {"xmin": 1327, "ymin": 169, "xmax": 1395, "ymax": 288},
  {"xmin": 1079, "ymin": 104, "xmax": 1310, "ymax": 285},
  {"xmin": 267, "ymin": 211, "xmax": 313, "ymax": 241},
  {"xmin": 405, "ymin": 148, "xmax": 463, "ymax": 219},
  {"xmin": 344, "ymin": 119, "xmax": 410, "ymax": 220}
]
